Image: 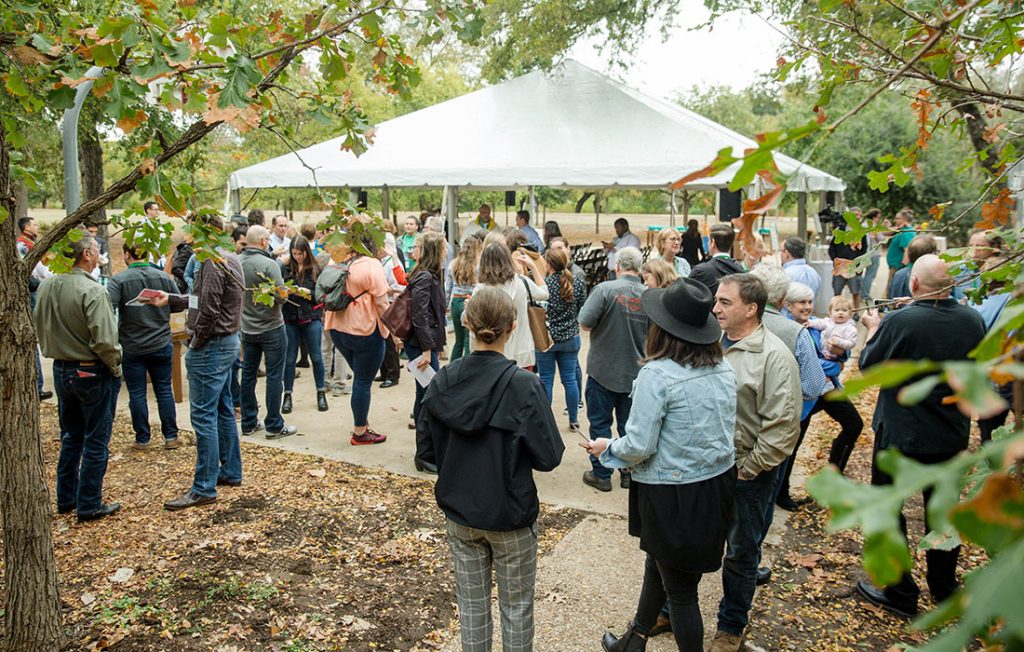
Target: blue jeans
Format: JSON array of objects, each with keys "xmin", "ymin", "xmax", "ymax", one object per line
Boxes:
[
  {"xmin": 330, "ymin": 329, "xmax": 385, "ymax": 427},
  {"xmin": 121, "ymin": 344, "xmax": 178, "ymax": 443},
  {"xmin": 240, "ymin": 325, "xmax": 287, "ymax": 433},
  {"xmin": 54, "ymin": 361, "xmax": 121, "ymax": 514},
  {"xmin": 861, "ymin": 255, "xmax": 881, "ymax": 301},
  {"xmin": 405, "ymin": 342, "xmax": 439, "ymax": 423},
  {"xmin": 36, "ymin": 346, "xmax": 44, "ymax": 395},
  {"xmin": 450, "ymin": 297, "xmax": 471, "ymax": 361},
  {"xmin": 717, "ymin": 469, "xmax": 776, "ymax": 635},
  {"xmin": 536, "ymin": 336, "xmax": 580, "ymax": 423},
  {"xmin": 285, "ymin": 320, "xmax": 326, "ymax": 392},
  {"xmin": 31, "ymin": 292, "xmax": 44, "ymax": 396},
  {"xmin": 185, "ymin": 334, "xmax": 242, "ymax": 498},
  {"xmin": 585, "ymin": 376, "xmax": 632, "ymax": 480},
  {"xmin": 231, "ymin": 355, "xmax": 242, "ymax": 408}
]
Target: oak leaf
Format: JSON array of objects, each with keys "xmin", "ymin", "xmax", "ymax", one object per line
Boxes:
[
  {"xmin": 983, "ymin": 122, "xmax": 1006, "ymax": 144},
  {"xmin": 951, "ymin": 473, "xmax": 1023, "ymax": 530},
  {"xmin": 116, "ymin": 110, "xmax": 147, "ymax": 134},
  {"xmin": 10, "ymin": 45, "xmax": 49, "ymax": 65},
  {"xmin": 976, "ymin": 187, "xmax": 1013, "ymax": 229},
  {"xmin": 911, "ymin": 89, "xmax": 934, "ymax": 149}
]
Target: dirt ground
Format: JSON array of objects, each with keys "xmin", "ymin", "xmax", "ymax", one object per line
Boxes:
[
  {"xmin": 743, "ymin": 385, "xmax": 990, "ymax": 652},
  {"xmin": 0, "ymin": 384, "xmax": 994, "ymax": 651},
  {"xmin": 19, "ymin": 404, "xmax": 585, "ymax": 652}
]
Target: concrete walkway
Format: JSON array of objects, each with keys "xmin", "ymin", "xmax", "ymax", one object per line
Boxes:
[
  {"xmin": 437, "ymin": 512, "xmax": 782, "ymax": 652},
  {"xmin": 72, "ymin": 333, "xmax": 644, "ymax": 516},
  {"xmin": 42, "ymin": 327, "xmax": 799, "ymax": 651}
]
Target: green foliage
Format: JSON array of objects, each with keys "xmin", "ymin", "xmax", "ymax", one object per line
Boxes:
[
  {"xmin": 477, "ymin": 0, "xmax": 683, "ymax": 82},
  {"xmin": 808, "ymin": 435, "xmax": 1024, "ymax": 650}
]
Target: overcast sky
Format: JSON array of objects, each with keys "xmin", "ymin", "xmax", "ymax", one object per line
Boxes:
[{"xmin": 568, "ymin": 3, "xmax": 785, "ymax": 102}]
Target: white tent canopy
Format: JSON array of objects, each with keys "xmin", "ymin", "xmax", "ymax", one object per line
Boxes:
[{"xmin": 228, "ymin": 60, "xmax": 844, "ymax": 194}]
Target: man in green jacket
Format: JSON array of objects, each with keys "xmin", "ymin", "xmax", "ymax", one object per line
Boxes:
[
  {"xmin": 710, "ymin": 273, "xmax": 801, "ymax": 652},
  {"xmin": 35, "ymin": 234, "xmax": 123, "ymax": 522}
]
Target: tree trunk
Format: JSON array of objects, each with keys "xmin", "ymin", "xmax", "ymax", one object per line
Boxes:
[
  {"xmin": 955, "ymin": 101, "xmax": 1004, "ymax": 178},
  {"xmin": 79, "ymin": 121, "xmax": 108, "ymax": 275},
  {"xmin": 574, "ymin": 191, "xmax": 594, "ymax": 214},
  {"xmin": 0, "ymin": 124, "xmax": 64, "ymax": 652},
  {"xmin": 78, "ymin": 122, "xmax": 106, "ymax": 225},
  {"xmin": 12, "ymin": 181, "xmax": 28, "ymax": 219}
]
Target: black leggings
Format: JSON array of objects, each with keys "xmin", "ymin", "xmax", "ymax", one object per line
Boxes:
[
  {"xmin": 633, "ymin": 554, "xmax": 703, "ymax": 652},
  {"xmin": 779, "ymin": 395, "xmax": 863, "ymax": 500}
]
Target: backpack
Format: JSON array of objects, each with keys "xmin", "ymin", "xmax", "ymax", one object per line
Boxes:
[{"xmin": 315, "ymin": 259, "xmax": 368, "ymax": 311}]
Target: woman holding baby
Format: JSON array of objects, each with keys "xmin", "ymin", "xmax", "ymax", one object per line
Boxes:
[{"xmin": 776, "ymin": 282, "xmax": 864, "ymax": 510}]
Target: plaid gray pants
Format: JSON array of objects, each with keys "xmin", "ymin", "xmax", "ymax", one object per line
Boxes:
[{"xmin": 446, "ymin": 519, "xmax": 538, "ymax": 652}]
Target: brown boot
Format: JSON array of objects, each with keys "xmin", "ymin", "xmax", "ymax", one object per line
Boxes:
[{"xmin": 709, "ymin": 630, "xmax": 743, "ymax": 652}]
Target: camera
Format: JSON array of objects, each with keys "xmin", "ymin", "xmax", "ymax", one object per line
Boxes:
[{"xmin": 817, "ymin": 206, "xmax": 844, "ymax": 225}]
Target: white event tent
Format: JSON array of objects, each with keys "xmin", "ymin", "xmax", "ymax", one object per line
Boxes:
[{"xmin": 228, "ymin": 59, "xmax": 845, "ymax": 237}]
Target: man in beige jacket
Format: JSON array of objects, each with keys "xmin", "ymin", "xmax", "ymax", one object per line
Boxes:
[{"xmin": 710, "ymin": 273, "xmax": 801, "ymax": 652}]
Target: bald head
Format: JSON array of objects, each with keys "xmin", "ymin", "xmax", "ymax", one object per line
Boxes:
[
  {"xmin": 909, "ymin": 254, "xmax": 952, "ymax": 298},
  {"xmin": 246, "ymin": 225, "xmax": 270, "ymax": 247}
]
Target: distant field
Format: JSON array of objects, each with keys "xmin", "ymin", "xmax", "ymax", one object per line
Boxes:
[{"xmin": 30, "ymin": 207, "xmax": 807, "ymax": 248}]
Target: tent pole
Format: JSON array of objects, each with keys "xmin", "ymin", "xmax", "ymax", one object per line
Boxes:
[
  {"xmin": 229, "ymin": 188, "xmax": 241, "ymax": 215},
  {"xmin": 382, "ymin": 185, "xmax": 391, "ymax": 225},
  {"xmin": 594, "ymin": 192, "xmax": 600, "ymax": 234},
  {"xmin": 669, "ymin": 188, "xmax": 676, "ymax": 228},
  {"xmin": 682, "ymin": 190, "xmax": 689, "ymax": 225},
  {"xmin": 529, "ymin": 186, "xmax": 537, "ymax": 227},
  {"xmin": 444, "ymin": 186, "xmax": 459, "ymax": 245},
  {"xmin": 796, "ymin": 192, "xmax": 807, "ymax": 240}
]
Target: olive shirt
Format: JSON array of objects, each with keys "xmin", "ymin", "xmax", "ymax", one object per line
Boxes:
[
  {"xmin": 722, "ymin": 324, "xmax": 801, "ymax": 477},
  {"xmin": 35, "ymin": 268, "xmax": 122, "ymax": 377}
]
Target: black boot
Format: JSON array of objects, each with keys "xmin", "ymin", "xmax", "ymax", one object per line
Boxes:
[
  {"xmin": 317, "ymin": 390, "xmax": 328, "ymax": 412},
  {"xmin": 282, "ymin": 393, "xmax": 293, "ymax": 414},
  {"xmin": 602, "ymin": 623, "xmax": 647, "ymax": 652}
]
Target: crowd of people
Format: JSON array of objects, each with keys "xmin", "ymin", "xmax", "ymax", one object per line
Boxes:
[{"xmin": 19, "ymin": 201, "xmax": 1012, "ymax": 651}]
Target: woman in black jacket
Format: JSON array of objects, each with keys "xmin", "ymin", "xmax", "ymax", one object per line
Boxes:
[
  {"xmin": 416, "ymin": 286, "xmax": 565, "ymax": 652},
  {"xmin": 281, "ymin": 236, "xmax": 328, "ymax": 413},
  {"xmin": 404, "ymin": 231, "xmax": 447, "ymax": 432}
]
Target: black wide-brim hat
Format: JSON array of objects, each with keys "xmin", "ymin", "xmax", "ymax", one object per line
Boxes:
[{"xmin": 640, "ymin": 277, "xmax": 721, "ymax": 345}]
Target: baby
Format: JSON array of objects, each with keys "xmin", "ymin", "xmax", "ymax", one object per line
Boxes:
[{"xmin": 809, "ymin": 296, "xmax": 858, "ymax": 360}]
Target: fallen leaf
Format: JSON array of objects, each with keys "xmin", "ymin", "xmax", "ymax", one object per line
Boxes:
[
  {"xmin": 786, "ymin": 552, "xmax": 821, "ymax": 569},
  {"xmin": 341, "ymin": 615, "xmax": 374, "ymax": 631}
]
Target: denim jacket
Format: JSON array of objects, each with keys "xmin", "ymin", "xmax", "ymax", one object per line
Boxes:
[{"xmin": 599, "ymin": 358, "xmax": 736, "ymax": 484}]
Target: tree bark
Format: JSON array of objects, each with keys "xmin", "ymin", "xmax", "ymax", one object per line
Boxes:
[
  {"xmin": 955, "ymin": 101, "xmax": 1005, "ymax": 178},
  {"xmin": 0, "ymin": 124, "xmax": 64, "ymax": 652},
  {"xmin": 574, "ymin": 191, "xmax": 594, "ymax": 214},
  {"xmin": 12, "ymin": 180, "xmax": 28, "ymax": 219},
  {"xmin": 78, "ymin": 120, "xmax": 106, "ymax": 226},
  {"xmin": 79, "ymin": 121, "xmax": 109, "ymax": 275}
]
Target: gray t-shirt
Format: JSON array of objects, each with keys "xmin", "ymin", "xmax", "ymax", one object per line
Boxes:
[
  {"xmin": 578, "ymin": 274, "xmax": 648, "ymax": 393},
  {"xmin": 240, "ymin": 247, "xmax": 285, "ymax": 334}
]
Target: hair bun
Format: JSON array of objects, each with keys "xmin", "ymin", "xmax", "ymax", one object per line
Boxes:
[{"xmin": 477, "ymin": 327, "xmax": 496, "ymax": 343}]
